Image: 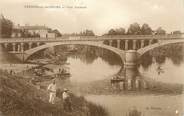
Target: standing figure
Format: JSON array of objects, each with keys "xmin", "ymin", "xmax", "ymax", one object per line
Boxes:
[
  {"xmin": 10, "ymin": 70, "xmax": 13, "ymax": 75},
  {"xmin": 62, "ymin": 88, "xmax": 72, "ymax": 111},
  {"xmin": 47, "ymin": 80, "xmax": 57, "ymax": 104}
]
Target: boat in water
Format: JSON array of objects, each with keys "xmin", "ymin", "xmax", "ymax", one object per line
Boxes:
[
  {"xmin": 56, "ymin": 66, "xmax": 71, "ymax": 79},
  {"xmin": 43, "ymin": 64, "xmax": 71, "ymax": 79},
  {"xmin": 28, "ymin": 64, "xmax": 71, "ymax": 85}
]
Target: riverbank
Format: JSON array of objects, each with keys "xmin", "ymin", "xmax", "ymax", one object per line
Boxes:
[{"xmin": 0, "ymin": 70, "xmax": 108, "ymax": 116}]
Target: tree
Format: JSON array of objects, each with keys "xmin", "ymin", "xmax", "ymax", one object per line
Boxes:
[
  {"xmin": 107, "ymin": 29, "xmax": 116, "ymax": 35},
  {"xmin": 0, "ymin": 14, "xmax": 13, "ymax": 38},
  {"xmin": 79, "ymin": 29, "xmax": 95, "ymax": 36},
  {"xmin": 53, "ymin": 29, "xmax": 62, "ymax": 37},
  {"xmin": 155, "ymin": 27, "xmax": 166, "ymax": 35},
  {"xmin": 127, "ymin": 23, "xmax": 141, "ymax": 35},
  {"xmin": 141, "ymin": 23, "xmax": 153, "ymax": 35},
  {"xmin": 106, "ymin": 28, "xmax": 126, "ymax": 35},
  {"xmin": 115, "ymin": 28, "xmax": 126, "ymax": 35},
  {"xmin": 172, "ymin": 30, "xmax": 182, "ymax": 35}
]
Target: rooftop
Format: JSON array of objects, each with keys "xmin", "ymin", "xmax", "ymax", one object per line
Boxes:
[{"xmin": 14, "ymin": 25, "xmax": 49, "ymax": 30}]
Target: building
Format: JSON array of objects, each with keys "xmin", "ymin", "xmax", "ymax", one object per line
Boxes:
[{"xmin": 11, "ymin": 24, "xmax": 58, "ymax": 38}]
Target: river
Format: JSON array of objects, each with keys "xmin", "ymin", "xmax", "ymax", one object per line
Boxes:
[
  {"xmin": 67, "ymin": 57, "xmax": 121, "ymax": 83},
  {"xmin": 61, "ymin": 45, "xmax": 184, "ymax": 116},
  {"xmin": 1, "ymin": 44, "xmax": 184, "ymax": 116}
]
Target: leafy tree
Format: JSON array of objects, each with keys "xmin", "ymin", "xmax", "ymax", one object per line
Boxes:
[
  {"xmin": 107, "ymin": 29, "xmax": 116, "ymax": 35},
  {"xmin": 127, "ymin": 23, "xmax": 141, "ymax": 35},
  {"xmin": 0, "ymin": 15, "xmax": 13, "ymax": 38},
  {"xmin": 155, "ymin": 27, "xmax": 166, "ymax": 35},
  {"xmin": 79, "ymin": 29, "xmax": 95, "ymax": 36},
  {"xmin": 141, "ymin": 23, "xmax": 153, "ymax": 35},
  {"xmin": 106, "ymin": 28, "xmax": 126, "ymax": 35},
  {"xmin": 53, "ymin": 29, "xmax": 62, "ymax": 37},
  {"xmin": 115, "ymin": 28, "xmax": 126, "ymax": 35}
]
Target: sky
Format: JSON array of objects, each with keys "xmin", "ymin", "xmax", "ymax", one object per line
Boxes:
[{"xmin": 0, "ymin": 0, "xmax": 184, "ymax": 35}]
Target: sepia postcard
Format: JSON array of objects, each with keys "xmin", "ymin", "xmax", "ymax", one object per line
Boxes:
[{"xmin": 0, "ymin": 0, "xmax": 184, "ymax": 116}]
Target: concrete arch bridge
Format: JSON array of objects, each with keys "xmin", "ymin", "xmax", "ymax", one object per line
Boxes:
[{"xmin": 1, "ymin": 35, "xmax": 184, "ymax": 67}]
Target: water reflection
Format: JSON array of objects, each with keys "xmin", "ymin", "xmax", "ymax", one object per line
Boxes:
[
  {"xmin": 139, "ymin": 43, "xmax": 184, "ymax": 69},
  {"xmin": 59, "ymin": 45, "xmax": 123, "ymax": 66},
  {"xmin": 67, "ymin": 57, "xmax": 121, "ymax": 82},
  {"xmin": 139, "ymin": 58, "xmax": 184, "ymax": 84},
  {"xmin": 53, "ymin": 44, "xmax": 184, "ymax": 86}
]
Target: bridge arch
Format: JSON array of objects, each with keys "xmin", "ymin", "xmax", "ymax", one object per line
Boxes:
[
  {"xmin": 137, "ymin": 39, "xmax": 184, "ymax": 57},
  {"xmin": 23, "ymin": 41, "xmax": 125, "ymax": 63}
]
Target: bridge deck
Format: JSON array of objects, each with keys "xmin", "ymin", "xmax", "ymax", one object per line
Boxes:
[{"xmin": 0, "ymin": 35, "xmax": 184, "ymax": 43}]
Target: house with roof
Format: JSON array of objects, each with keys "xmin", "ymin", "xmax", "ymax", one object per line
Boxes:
[{"xmin": 11, "ymin": 24, "xmax": 60, "ymax": 38}]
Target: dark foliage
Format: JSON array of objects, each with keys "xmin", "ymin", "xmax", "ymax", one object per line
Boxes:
[{"xmin": 0, "ymin": 15, "xmax": 13, "ymax": 38}]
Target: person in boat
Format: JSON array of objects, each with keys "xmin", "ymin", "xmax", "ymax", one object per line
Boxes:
[
  {"xmin": 47, "ymin": 80, "xmax": 57, "ymax": 104},
  {"xmin": 62, "ymin": 88, "xmax": 72, "ymax": 111}
]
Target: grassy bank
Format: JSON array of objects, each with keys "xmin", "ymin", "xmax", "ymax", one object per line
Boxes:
[{"xmin": 0, "ymin": 70, "xmax": 108, "ymax": 116}]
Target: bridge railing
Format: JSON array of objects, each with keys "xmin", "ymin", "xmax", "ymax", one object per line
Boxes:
[
  {"xmin": 100, "ymin": 34, "xmax": 184, "ymax": 39},
  {"xmin": 0, "ymin": 34, "xmax": 184, "ymax": 43}
]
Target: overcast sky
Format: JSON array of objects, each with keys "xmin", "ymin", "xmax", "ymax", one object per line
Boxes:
[{"xmin": 0, "ymin": 0, "xmax": 184, "ymax": 35}]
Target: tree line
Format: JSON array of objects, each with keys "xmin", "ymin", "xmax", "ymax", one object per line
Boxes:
[
  {"xmin": 0, "ymin": 15, "xmax": 182, "ymax": 38},
  {"xmin": 0, "ymin": 15, "xmax": 13, "ymax": 38},
  {"xmin": 72, "ymin": 23, "xmax": 182, "ymax": 36},
  {"xmin": 105, "ymin": 23, "xmax": 182, "ymax": 36}
]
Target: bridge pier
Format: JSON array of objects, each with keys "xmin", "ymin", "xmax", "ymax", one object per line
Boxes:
[
  {"xmin": 29, "ymin": 42, "xmax": 32, "ymax": 49},
  {"xmin": 20, "ymin": 43, "xmax": 24, "ymax": 52},
  {"xmin": 109, "ymin": 40, "xmax": 113, "ymax": 46},
  {"xmin": 125, "ymin": 40, "xmax": 128, "ymax": 50},
  {"xmin": 117, "ymin": 40, "xmax": 120, "ymax": 49},
  {"xmin": 4, "ymin": 43, "xmax": 8, "ymax": 49},
  {"xmin": 124, "ymin": 50, "xmax": 139, "ymax": 90},
  {"xmin": 133, "ymin": 40, "xmax": 137, "ymax": 50},
  {"xmin": 36, "ymin": 42, "xmax": 40, "ymax": 47},
  {"xmin": 12, "ymin": 43, "xmax": 16, "ymax": 52},
  {"xmin": 149, "ymin": 39, "xmax": 152, "ymax": 45},
  {"xmin": 17, "ymin": 44, "xmax": 21, "ymax": 52},
  {"xmin": 141, "ymin": 40, "xmax": 144, "ymax": 48}
]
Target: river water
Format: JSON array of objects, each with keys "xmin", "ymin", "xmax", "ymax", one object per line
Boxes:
[
  {"xmin": 63, "ymin": 46, "xmax": 184, "ymax": 116},
  {"xmin": 139, "ymin": 58, "xmax": 184, "ymax": 84},
  {"xmin": 1, "ymin": 44, "xmax": 184, "ymax": 116},
  {"xmin": 67, "ymin": 57, "xmax": 121, "ymax": 83}
]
